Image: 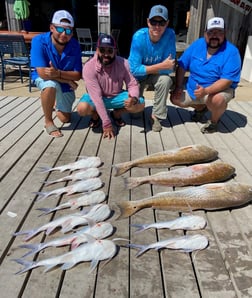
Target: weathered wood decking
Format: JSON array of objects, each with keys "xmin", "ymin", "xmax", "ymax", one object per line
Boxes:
[{"xmin": 0, "ymin": 95, "xmax": 252, "ymax": 298}]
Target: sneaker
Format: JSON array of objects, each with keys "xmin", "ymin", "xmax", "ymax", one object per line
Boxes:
[
  {"xmin": 201, "ymin": 120, "xmax": 218, "ymax": 134},
  {"xmin": 150, "ymin": 117, "xmax": 162, "ymax": 132},
  {"xmin": 191, "ymin": 106, "xmax": 208, "ymax": 122}
]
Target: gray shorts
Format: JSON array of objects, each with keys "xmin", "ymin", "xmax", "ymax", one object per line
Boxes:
[
  {"xmin": 180, "ymin": 88, "xmax": 235, "ymax": 107},
  {"xmin": 35, "ymin": 78, "xmax": 75, "ymax": 113}
]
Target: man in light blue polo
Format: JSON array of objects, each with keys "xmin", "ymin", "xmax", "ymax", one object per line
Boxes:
[
  {"xmin": 31, "ymin": 10, "xmax": 82, "ymax": 137},
  {"xmin": 171, "ymin": 17, "xmax": 241, "ymax": 133}
]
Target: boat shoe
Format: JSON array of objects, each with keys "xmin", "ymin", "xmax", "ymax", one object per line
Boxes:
[
  {"xmin": 201, "ymin": 120, "xmax": 218, "ymax": 134},
  {"xmin": 150, "ymin": 117, "xmax": 162, "ymax": 132}
]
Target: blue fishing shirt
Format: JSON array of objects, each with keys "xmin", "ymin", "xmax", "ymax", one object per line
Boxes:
[
  {"xmin": 30, "ymin": 32, "xmax": 82, "ymax": 93},
  {"xmin": 128, "ymin": 27, "xmax": 176, "ymax": 80},
  {"xmin": 178, "ymin": 37, "xmax": 241, "ymax": 100}
]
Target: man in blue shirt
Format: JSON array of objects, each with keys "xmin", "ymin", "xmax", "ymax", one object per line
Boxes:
[
  {"xmin": 170, "ymin": 17, "xmax": 241, "ymax": 133},
  {"xmin": 128, "ymin": 5, "xmax": 176, "ymax": 132},
  {"xmin": 31, "ymin": 10, "xmax": 82, "ymax": 137}
]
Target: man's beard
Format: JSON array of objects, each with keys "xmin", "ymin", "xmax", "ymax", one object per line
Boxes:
[
  {"xmin": 98, "ymin": 55, "xmax": 116, "ymax": 65},
  {"xmin": 207, "ymin": 38, "xmax": 224, "ymax": 49},
  {"xmin": 52, "ymin": 36, "xmax": 68, "ymax": 46}
]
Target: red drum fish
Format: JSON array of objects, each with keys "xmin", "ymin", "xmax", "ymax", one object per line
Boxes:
[
  {"xmin": 131, "ymin": 215, "xmax": 207, "ymax": 232},
  {"xmin": 128, "ymin": 234, "xmax": 208, "ymax": 257},
  {"xmin": 19, "ymin": 221, "xmax": 114, "ymax": 257},
  {"xmin": 13, "ymin": 235, "xmax": 117, "ymax": 274},
  {"xmin": 113, "ymin": 144, "xmax": 218, "ymax": 176},
  {"xmin": 124, "ymin": 162, "xmax": 235, "ymax": 189},
  {"xmin": 39, "ymin": 156, "xmax": 102, "ymax": 173},
  {"xmin": 117, "ymin": 182, "xmax": 252, "ymax": 219}
]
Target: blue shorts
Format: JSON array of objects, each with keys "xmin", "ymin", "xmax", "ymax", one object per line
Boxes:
[
  {"xmin": 79, "ymin": 90, "xmax": 145, "ymax": 109},
  {"xmin": 35, "ymin": 78, "xmax": 75, "ymax": 113}
]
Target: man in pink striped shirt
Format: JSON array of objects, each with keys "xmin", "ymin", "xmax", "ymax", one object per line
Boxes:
[{"xmin": 77, "ymin": 33, "xmax": 145, "ymax": 139}]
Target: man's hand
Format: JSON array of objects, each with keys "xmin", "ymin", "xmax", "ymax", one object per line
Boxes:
[
  {"xmin": 44, "ymin": 61, "xmax": 59, "ymax": 78},
  {"xmin": 124, "ymin": 97, "xmax": 137, "ymax": 108},
  {"xmin": 170, "ymin": 87, "xmax": 183, "ymax": 102},
  {"xmin": 68, "ymin": 81, "xmax": 78, "ymax": 90},
  {"xmin": 194, "ymin": 84, "xmax": 207, "ymax": 99},
  {"xmin": 162, "ymin": 54, "xmax": 175, "ymax": 70},
  {"xmin": 102, "ymin": 125, "xmax": 115, "ymax": 139}
]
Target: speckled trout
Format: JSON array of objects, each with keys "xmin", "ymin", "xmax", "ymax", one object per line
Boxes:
[
  {"xmin": 113, "ymin": 144, "xmax": 218, "ymax": 176},
  {"xmin": 116, "ymin": 182, "xmax": 252, "ymax": 219},
  {"xmin": 124, "ymin": 162, "xmax": 235, "ymax": 189}
]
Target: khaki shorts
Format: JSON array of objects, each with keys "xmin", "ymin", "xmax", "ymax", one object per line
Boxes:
[{"xmin": 180, "ymin": 88, "xmax": 235, "ymax": 106}]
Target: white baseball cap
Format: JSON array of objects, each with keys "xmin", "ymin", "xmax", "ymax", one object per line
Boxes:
[
  {"xmin": 207, "ymin": 17, "xmax": 225, "ymax": 31},
  {"xmin": 51, "ymin": 10, "xmax": 74, "ymax": 27}
]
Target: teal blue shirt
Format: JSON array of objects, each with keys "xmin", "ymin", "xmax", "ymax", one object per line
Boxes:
[
  {"xmin": 128, "ymin": 27, "xmax": 176, "ymax": 80},
  {"xmin": 31, "ymin": 32, "xmax": 82, "ymax": 92},
  {"xmin": 178, "ymin": 37, "xmax": 241, "ymax": 100}
]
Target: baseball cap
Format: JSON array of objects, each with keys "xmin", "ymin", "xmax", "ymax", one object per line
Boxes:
[
  {"xmin": 51, "ymin": 10, "xmax": 74, "ymax": 27},
  {"xmin": 207, "ymin": 17, "xmax": 225, "ymax": 31},
  {"xmin": 97, "ymin": 33, "xmax": 116, "ymax": 48},
  {"xmin": 148, "ymin": 5, "xmax": 168, "ymax": 21}
]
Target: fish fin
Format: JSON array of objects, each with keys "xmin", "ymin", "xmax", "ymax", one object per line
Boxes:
[
  {"xmin": 123, "ymin": 177, "xmax": 140, "ymax": 189},
  {"xmin": 33, "ymin": 191, "xmax": 49, "ymax": 201},
  {"xmin": 116, "ymin": 201, "xmax": 141, "ymax": 220},
  {"xmin": 130, "ymin": 224, "xmax": 147, "ymax": 233},
  {"xmin": 112, "ymin": 161, "xmax": 132, "ymax": 177},
  {"xmin": 60, "ymin": 219, "xmax": 74, "ymax": 234},
  {"xmin": 84, "ymin": 233, "xmax": 96, "ymax": 244},
  {"xmin": 13, "ymin": 229, "xmax": 38, "ymax": 241},
  {"xmin": 43, "ymin": 264, "xmax": 58, "ymax": 273},
  {"xmin": 36, "ymin": 207, "xmax": 54, "ymax": 216},
  {"xmin": 89, "ymin": 259, "xmax": 99, "ymax": 273},
  {"xmin": 61, "ymin": 262, "xmax": 76, "ymax": 270},
  {"xmin": 19, "ymin": 243, "xmax": 44, "ymax": 257},
  {"xmin": 12, "ymin": 258, "xmax": 35, "ymax": 274},
  {"xmin": 85, "ymin": 216, "xmax": 96, "ymax": 228},
  {"xmin": 45, "ymin": 226, "xmax": 57, "ymax": 236}
]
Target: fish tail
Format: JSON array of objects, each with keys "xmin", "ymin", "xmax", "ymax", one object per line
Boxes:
[
  {"xmin": 36, "ymin": 207, "xmax": 54, "ymax": 216},
  {"xmin": 130, "ymin": 224, "xmax": 147, "ymax": 233},
  {"xmin": 112, "ymin": 161, "xmax": 133, "ymax": 177},
  {"xmin": 123, "ymin": 177, "xmax": 141, "ymax": 189},
  {"xmin": 38, "ymin": 166, "xmax": 52, "ymax": 173},
  {"xmin": 13, "ymin": 229, "xmax": 37, "ymax": 241},
  {"xmin": 33, "ymin": 191, "xmax": 50, "ymax": 201},
  {"xmin": 12, "ymin": 258, "xmax": 36, "ymax": 274},
  {"xmin": 19, "ymin": 243, "xmax": 44, "ymax": 257},
  {"xmin": 116, "ymin": 201, "xmax": 142, "ymax": 219},
  {"xmin": 127, "ymin": 243, "xmax": 148, "ymax": 257}
]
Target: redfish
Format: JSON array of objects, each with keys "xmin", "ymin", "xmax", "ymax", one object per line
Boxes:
[
  {"xmin": 113, "ymin": 144, "xmax": 218, "ymax": 176},
  {"xmin": 116, "ymin": 182, "xmax": 252, "ymax": 219},
  {"xmin": 124, "ymin": 162, "xmax": 235, "ymax": 189}
]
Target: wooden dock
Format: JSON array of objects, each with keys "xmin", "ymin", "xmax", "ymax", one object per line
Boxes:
[{"xmin": 0, "ymin": 94, "xmax": 252, "ymax": 298}]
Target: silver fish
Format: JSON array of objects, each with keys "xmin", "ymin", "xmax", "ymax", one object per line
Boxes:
[
  {"xmin": 131, "ymin": 215, "xmax": 207, "ymax": 233},
  {"xmin": 19, "ymin": 220, "xmax": 114, "ymax": 257},
  {"xmin": 39, "ymin": 156, "xmax": 102, "ymax": 173},
  {"xmin": 37, "ymin": 190, "xmax": 106, "ymax": 215},
  {"xmin": 13, "ymin": 235, "xmax": 117, "ymax": 274},
  {"xmin": 35, "ymin": 178, "xmax": 103, "ymax": 201},
  {"xmin": 43, "ymin": 167, "xmax": 100, "ymax": 186},
  {"xmin": 128, "ymin": 234, "xmax": 209, "ymax": 257},
  {"xmin": 13, "ymin": 204, "xmax": 111, "ymax": 241}
]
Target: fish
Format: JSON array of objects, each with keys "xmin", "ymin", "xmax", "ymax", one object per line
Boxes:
[
  {"xmin": 36, "ymin": 190, "xmax": 106, "ymax": 215},
  {"xmin": 124, "ymin": 162, "xmax": 235, "ymax": 189},
  {"xmin": 13, "ymin": 235, "xmax": 117, "ymax": 274},
  {"xmin": 13, "ymin": 204, "xmax": 111, "ymax": 241},
  {"xmin": 131, "ymin": 215, "xmax": 207, "ymax": 233},
  {"xmin": 116, "ymin": 182, "xmax": 252, "ymax": 219},
  {"xmin": 43, "ymin": 167, "xmax": 100, "ymax": 186},
  {"xmin": 112, "ymin": 144, "xmax": 218, "ymax": 176},
  {"xmin": 39, "ymin": 156, "xmax": 102, "ymax": 173},
  {"xmin": 128, "ymin": 234, "xmax": 208, "ymax": 257},
  {"xmin": 19, "ymin": 220, "xmax": 114, "ymax": 257},
  {"xmin": 34, "ymin": 178, "xmax": 103, "ymax": 201}
]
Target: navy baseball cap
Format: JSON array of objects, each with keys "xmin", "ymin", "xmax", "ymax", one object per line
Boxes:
[{"xmin": 97, "ymin": 33, "xmax": 116, "ymax": 48}]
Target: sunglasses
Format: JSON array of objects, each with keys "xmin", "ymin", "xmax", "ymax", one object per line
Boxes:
[
  {"xmin": 99, "ymin": 47, "xmax": 114, "ymax": 54},
  {"xmin": 54, "ymin": 26, "xmax": 73, "ymax": 35},
  {"xmin": 149, "ymin": 19, "xmax": 167, "ymax": 27}
]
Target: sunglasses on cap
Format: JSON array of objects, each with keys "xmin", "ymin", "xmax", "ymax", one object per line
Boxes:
[
  {"xmin": 99, "ymin": 47, "xmax": 114, "ymax": 54},
  {"xmin": 149, "ymin": 19, "xmax": 167, "ymax": 27},
  {"xmin": 54, "ymin": 26, "xmax": 73, "ymax": 35}
]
